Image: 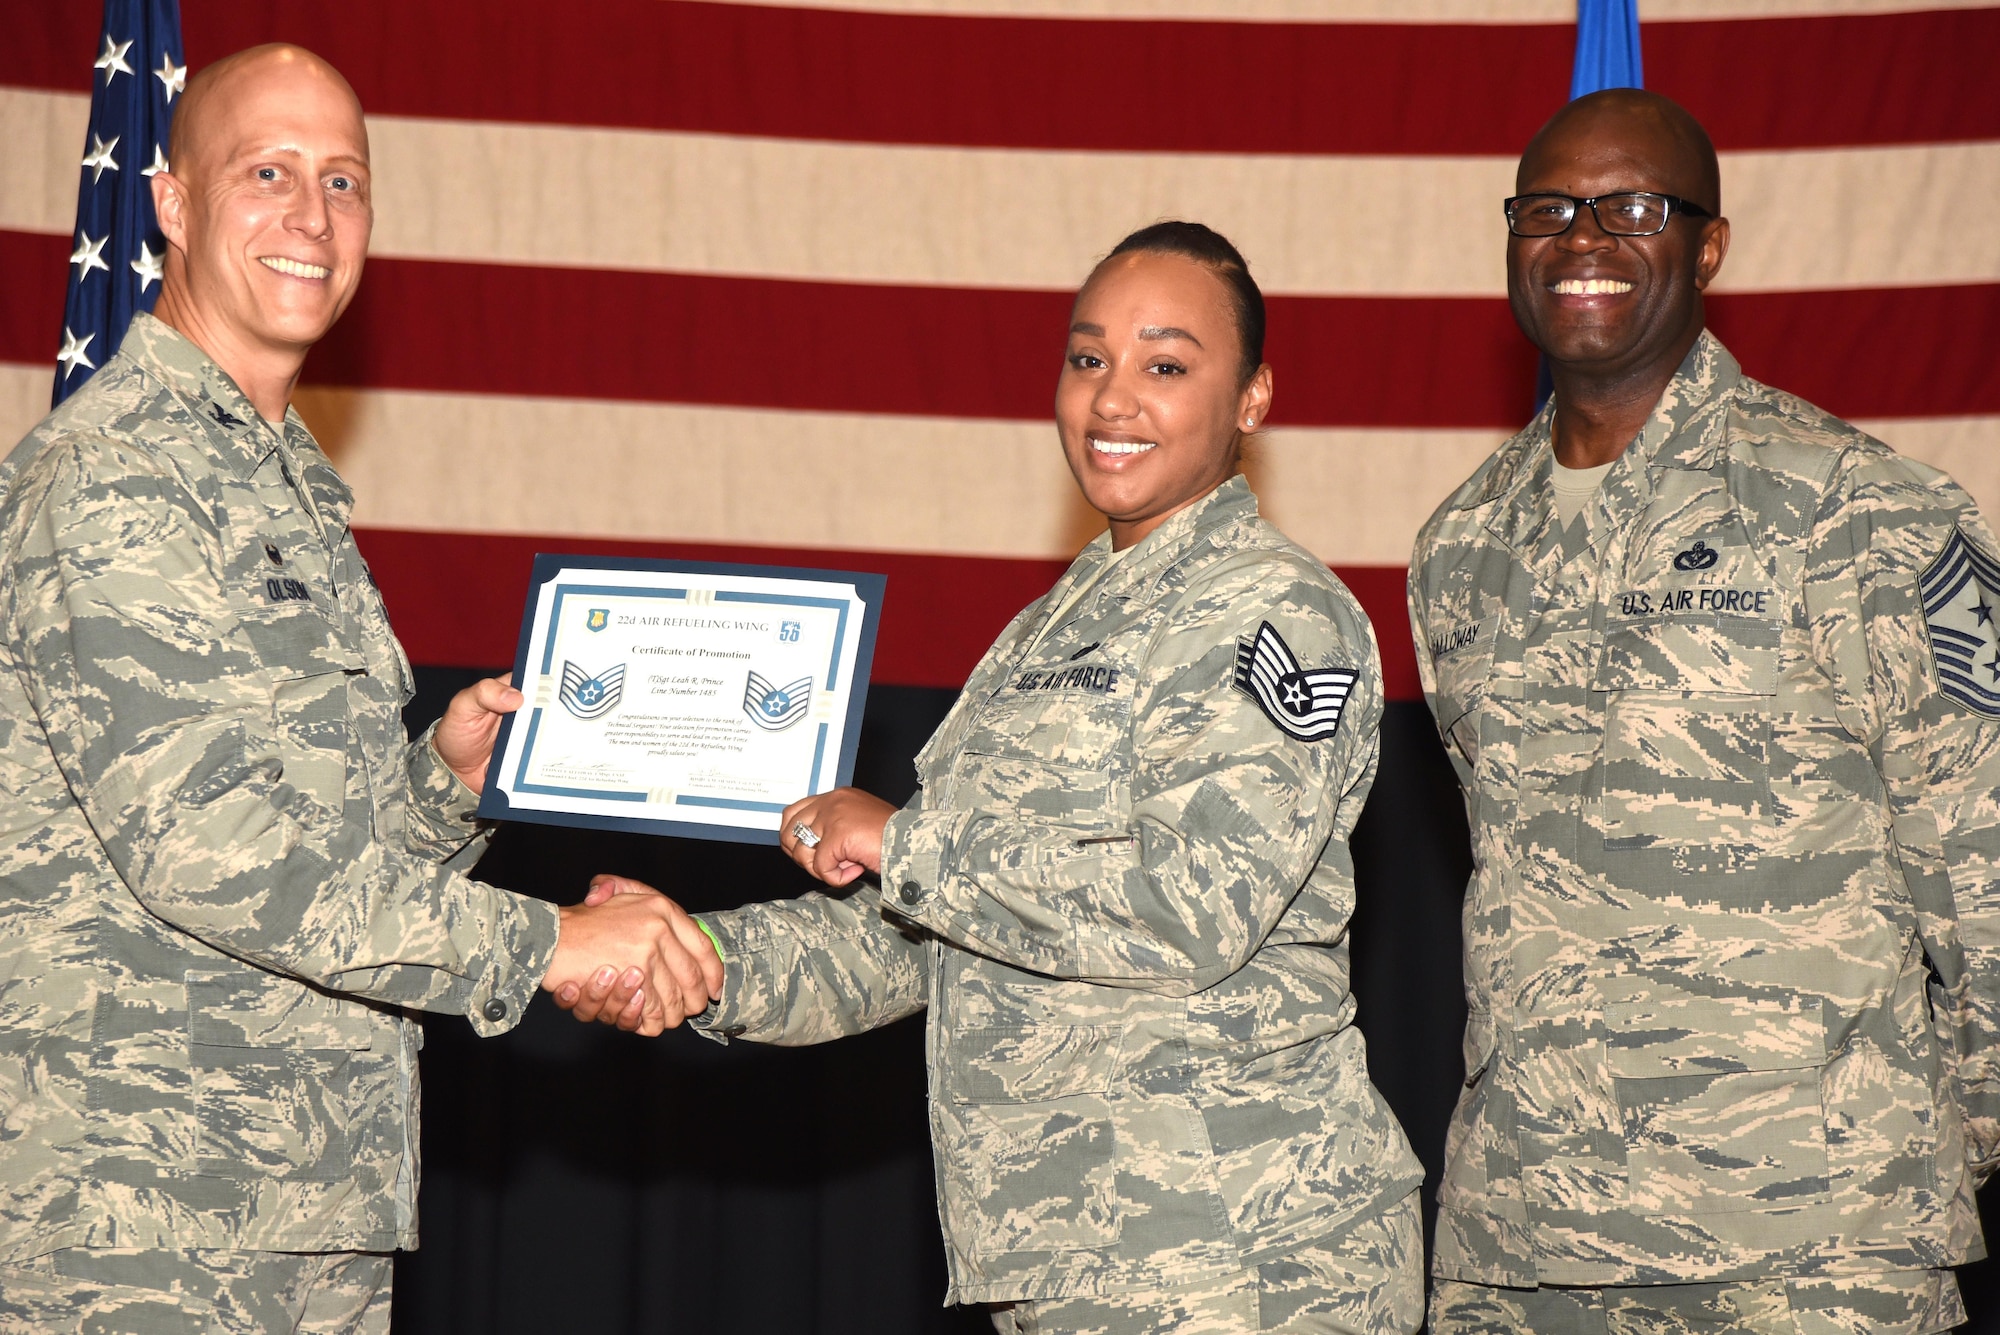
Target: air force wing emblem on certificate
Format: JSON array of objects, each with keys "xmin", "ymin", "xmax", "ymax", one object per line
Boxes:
[
  {"xmin": 559, "ymin": 661, "xmax": 626, "ymax": 720},
  {"xmin": 1921, "ymin": 528, "xmax": 2000, "ymax": 719},
  {"xmin": 586, "ymin": 608, "xmax": 610, "ymax": 632},
  {"xmin": 744, "ymin": 671, "xmax": 813, "ymax": 731},
  {"xmin": 1233, "ymin": 621, "xmax": 1357, "ymax": 742}
]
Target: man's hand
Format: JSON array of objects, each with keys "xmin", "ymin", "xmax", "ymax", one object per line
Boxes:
[
  {"xmin": 543, "ymin": 883, "xmax": 723, "ymax": 1036},
  {"xmin": 432, "ymin": 673, "xmax": 522, "ymax": 796},
  {"xmin": 777, "ymin": 787, "xmax": 897, "ymax": 888}
]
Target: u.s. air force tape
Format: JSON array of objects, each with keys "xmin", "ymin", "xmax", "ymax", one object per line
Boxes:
[{"xmin": 1232, "ymin": 622, "xmax": 1357, "ymax": 742}]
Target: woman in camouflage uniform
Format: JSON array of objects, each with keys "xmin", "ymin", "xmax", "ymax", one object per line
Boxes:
[{"xmin": 584, "ymin": 224, "xmax": 1426, "ymax": 1333}]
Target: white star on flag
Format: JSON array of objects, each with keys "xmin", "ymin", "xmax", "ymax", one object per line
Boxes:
[
  {"xmin": 132, "ymin": 243, "xmax": 164, "ymax": 291},
  {"xmin": 155, "ymin": 54, "xmax": 186, "ymax": 101},
  {"xmin": 56, "ymin": 328, "xmax": 97, "ymax": 380},
  {"xmin": 81, "ymin": 133, "xmax": 121, "ymax": 184},
  {"xmin": 95, "ymin": 34, "xmax": 134, "ymax": 84},
  {"xmin": 70, "ymin": 231, "xmax": 110, "ymax": 279},
  {"xmin": 54, "ymin": 13, "xmax": 185, "ymax": 408}
]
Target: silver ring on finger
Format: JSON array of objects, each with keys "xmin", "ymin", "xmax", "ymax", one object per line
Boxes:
[{"xmin": 790, "ymin": 820, "xmax": 821, "ymax": 848}]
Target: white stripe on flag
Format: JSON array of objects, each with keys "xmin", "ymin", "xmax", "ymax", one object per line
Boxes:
[
  {"xmin": 2, "ymin": 366, "xmax": 1992, "ymax": 568},
  {"xmin": 4, "ymin": 87, "xmax": 1997, "ymax": 296}
]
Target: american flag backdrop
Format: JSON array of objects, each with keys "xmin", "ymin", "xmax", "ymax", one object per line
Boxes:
[{"xmin": 4, "ymin": 0, "xmax": 1997, "ymax": 702}]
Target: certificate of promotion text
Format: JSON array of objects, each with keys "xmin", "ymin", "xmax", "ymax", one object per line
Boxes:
[{"xmin": 478, "ymin": 555, "xmax": 885, "ymax": 843}]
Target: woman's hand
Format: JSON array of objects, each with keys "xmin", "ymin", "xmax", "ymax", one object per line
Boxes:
[{"xmin": 779, "ymin": 787, "xmax": 897, "ymax": 887}]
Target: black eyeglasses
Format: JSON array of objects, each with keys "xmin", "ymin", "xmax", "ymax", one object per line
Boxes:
[{"xmin": 1503, "ymin": 191, "xmax": 1713, "ymax": 238}]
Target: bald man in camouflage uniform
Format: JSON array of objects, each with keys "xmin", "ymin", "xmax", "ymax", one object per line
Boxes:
[
  {"xmin": 0, "ymin": 45, "xmax": 715, "ymax": 1331},
  {"xmin": 1410, "ymin": 90, "xmax": 1995, "ymax": 1333}
]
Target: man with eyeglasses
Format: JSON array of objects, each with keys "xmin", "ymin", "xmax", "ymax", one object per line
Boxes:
[{"xmin": 1410, "ymin": 87, "xmax": 1997, "ymax": 1333}]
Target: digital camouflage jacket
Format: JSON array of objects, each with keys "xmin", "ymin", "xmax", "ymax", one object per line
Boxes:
[
  {"xmin": 699, "ymin": 477, "xmax": 1424, "ymax": 1304},
  {"xmin": 0, "ymin": 316, "xmax": 560, "ymax": 1259},
  {"xmin": 1409, "ymin": 331, "xmax": 1999, "ymax": 1286}
]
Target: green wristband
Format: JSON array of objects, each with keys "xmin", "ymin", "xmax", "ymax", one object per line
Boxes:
[{"xmin": 692, "ymin": 915, "xmax": 726, "ymax": 962}]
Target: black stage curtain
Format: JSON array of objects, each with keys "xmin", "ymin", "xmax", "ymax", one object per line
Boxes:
[{"xmin": 392, "ymin": 669, "xmax": 2000, "ymax": 1333}]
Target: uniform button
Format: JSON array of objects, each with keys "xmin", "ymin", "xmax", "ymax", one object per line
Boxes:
[
  {"xmin": 482, "ymin": 999, "xmax": 508, "ymax": 1022},
  {"xmin": 899, "ymin": 880, "xmax": 924, "ymax": 906}
]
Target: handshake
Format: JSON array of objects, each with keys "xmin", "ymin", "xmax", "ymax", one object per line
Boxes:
[
  {"xmin": 528, "ymin": 788, "xmax": 904, "ymax": 1035},
  {"xmin": 440, "ymin": 673, "xmax": 890, "ymax": 1038},
  {"xmin": 441, "ymin": 674, "xmax": 728, "ymax": 1035},
  {"xmin": 540, "ymin": 875, "xmax": 719, "ymax": 1035}
]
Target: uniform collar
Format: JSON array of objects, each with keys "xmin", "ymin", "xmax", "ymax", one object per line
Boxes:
[
  {"xmin": 1026, "ymin": 474, "xmax": 1258, "ymax": 645},
  {"xmin": 1608, "ymin": 329, "xmax": 1741, "ymax": 475},
  {"xmin": 1468, "ymin": 330, "xmax": 1740, "ymax": 557},
  {"xmin": 1094, "ymin": 473, "xmax": 1258, "ymax": 590},
  {"xmin": 120, "ymin": 312, "xmax": 302, "ymax": 478},
  {"xmin": 118, "ymin": 312, "xmax": 353, "ymax": 535}
]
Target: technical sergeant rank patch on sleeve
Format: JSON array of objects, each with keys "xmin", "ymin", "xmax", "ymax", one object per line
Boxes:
[
  {"xmin": 1920, "ymin": 526, "xmax": 2000, "ymax": 720},
  {"xmin": 1233, "ymin": 621, "xmax": 1357, "ymax": 742}
]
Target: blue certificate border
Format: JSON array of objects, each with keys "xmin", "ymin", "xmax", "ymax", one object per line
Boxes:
[{"xmin": 476, "ymin": 555, "xmax": 886, "ymax": 845}]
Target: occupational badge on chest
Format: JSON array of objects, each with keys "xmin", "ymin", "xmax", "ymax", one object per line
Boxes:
[
  {"xmin": 1233, "ymin": 621, "xmax": 1357, "ymax": 742},
  {"xmin": 1920, "ymin": 527, "xmax": 2000, "ymax": 719}
]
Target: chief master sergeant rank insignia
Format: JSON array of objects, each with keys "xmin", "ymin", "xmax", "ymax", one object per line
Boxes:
[{"xmin": 1921, "ymin": 527, "xmax": 2000, "ymax": 718}]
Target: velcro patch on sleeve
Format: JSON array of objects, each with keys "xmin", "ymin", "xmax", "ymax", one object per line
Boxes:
[
  {"xmin": 1920, "ymin": 527, "xmax": 2000, "ymax": 720},
  {"xmin": 1232, "ymin": 621, "xmax": 1357, "ymax": 742}
]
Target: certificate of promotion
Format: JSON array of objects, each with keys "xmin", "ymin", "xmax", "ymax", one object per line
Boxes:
[{"xmin": 477, "ymin": 555, "xmax": 885, "ymax": 844}]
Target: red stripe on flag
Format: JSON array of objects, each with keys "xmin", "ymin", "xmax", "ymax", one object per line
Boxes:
[
  {"xmin": 353, "ymin": 527, "xmax": 1068, "ymax": 690},
  {"xmin": 303, "ymin": 258, "xmax": 1541, "ymax": 428},
  {"xmin": 1648, "ymin": 11, "xmax": 2000, "ymax": 153},
  {"xmin": 7, "ymin": 3, "xmax": 1996, "ymax": 153},
  {"xmin": 4, "ymin": 232, "xmax": 1994, "ymax": 426},
  {"xmin": 352, "ymin": 526, "xmax": 1426, "ymax": 700},
  {"xmin": 1, "ymin": 230, "xmax": 67, "ymax": 392},
  {"xmin": 1707, "ymin": 286, "xmax": 2000, "ymax": 427},
  {"xmin": 1, "ymin": 230, "xmax": 1534, "ymax": 426}
]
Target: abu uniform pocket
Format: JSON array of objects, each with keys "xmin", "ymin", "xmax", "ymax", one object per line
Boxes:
[
  {"xmin": 949, "ymin": 750, "xmax": 1113, "ymax": 829},
  {"xmin": 239, "ymin": 606, "xmax": 365, "ymax": 818},
  {"xmin": 186, "ymin": 969, "xmax": 381, "ymax": 1182},
  {"xmin": 1606, "ymin": 994, "xmax": 1831, "ymax": 1215},
  {"xmin": 1592, "ymin": 615, "xmax": 1779, "ymax": 862},
  {"xmin": 941, "ymin": 1025, "xmax": 1121, "ymax": 1253},
  {"xmin": 1429, "ymin": 613, "xmax": 1498, "ymax": 764}
]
